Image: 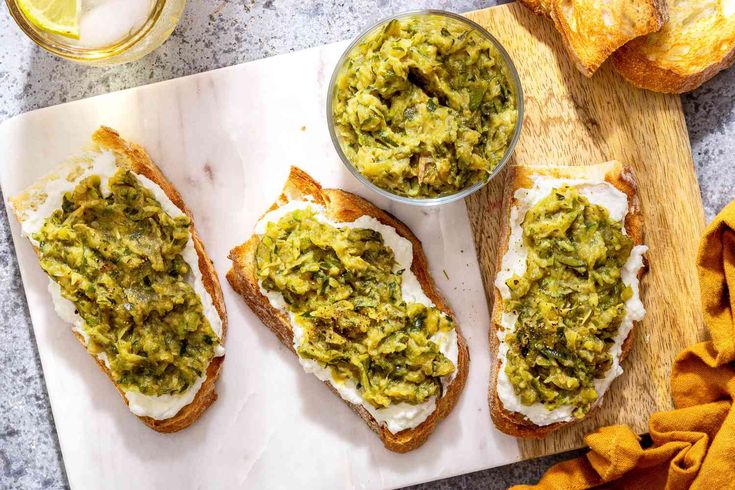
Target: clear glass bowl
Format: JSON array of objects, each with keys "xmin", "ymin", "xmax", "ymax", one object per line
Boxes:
[
  {"xmin": 6, "ymin": 0, "xmax": 186, "ymax": 66},
  {"xmin": 327, "ymin": 9, "xmax": 524, "ymax": 206}
]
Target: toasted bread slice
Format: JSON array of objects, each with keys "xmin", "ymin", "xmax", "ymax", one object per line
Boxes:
[
  {"xmin": 489, "ymin": 162, "xmax": 645, "ymax": 438},
  {"xmin": 227, "ymin": 167, "xmax": 469, "ymax": 452},
  {"xmin": 10, "ymin": 127, "xmax": 227, "ymax": 433},
  {"xmin": 519, "ymin": 0, "xmax": 667, "ymax": 76},
  {"xmin": 613, "ymin": 0, "xmax": 735, "ymax": 93}
]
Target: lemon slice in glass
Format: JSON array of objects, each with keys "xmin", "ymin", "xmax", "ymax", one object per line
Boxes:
[{"xmin": 16, "ymin": 0, "xmax": 81, "ymax": 39}]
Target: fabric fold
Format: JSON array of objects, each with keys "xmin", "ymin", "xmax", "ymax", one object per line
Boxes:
[{"xmin": 512, "ymin": 200, "xmax": 735, "ymax": 490}]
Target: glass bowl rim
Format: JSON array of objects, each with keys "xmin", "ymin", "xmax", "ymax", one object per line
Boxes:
[
  {"xmin": 326, "ymin": 9, "xmax": 525, "ymax": 207},
  {"xmin": 5, "ymin": 0, "xmax": 169, "ymax": 62}
]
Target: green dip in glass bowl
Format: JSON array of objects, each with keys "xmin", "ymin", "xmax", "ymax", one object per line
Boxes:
[{"xmin": 329, "ymin": 11, "xmax": 522, "ymax": 203}]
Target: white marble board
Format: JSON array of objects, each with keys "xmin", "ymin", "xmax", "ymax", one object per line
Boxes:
[{"xmin": 0, "ymin": 41, "xmax": 522, "ymax": 489}]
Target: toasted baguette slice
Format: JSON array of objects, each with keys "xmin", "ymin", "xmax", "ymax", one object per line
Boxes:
[
  {"xmin": 227, "ymin": 167, "xmax": 469, "ymax": 452},
  {"xmin": 10, "ymin": 127, "xmax": 227, "ymax": 433},
  {"xmin": 613, "ymin": 0, "xmax": 735, "ymax": 93},
  {"xmin": 489, "ymin": 162, "xmax": 645, "ymax": 438},
  {"xmin": 519, "ymin": 0, "xmax": 667, "ymax": 76}
]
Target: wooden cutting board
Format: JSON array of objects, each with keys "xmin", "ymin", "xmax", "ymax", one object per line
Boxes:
[{"xmin": 464, "ymin": 3, "xmax": 708, "ymax": 458}]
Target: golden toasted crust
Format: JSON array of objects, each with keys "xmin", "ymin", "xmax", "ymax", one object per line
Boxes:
[
  {"xmin": 489, "ymin": 162, "xmax": 645, "ymax": 438},
  {"xmin": 226, "ymin": 167, "xmax": 469, "ymax": 452},
  {"xmin": 519, "ymin": 0, "xmax": 667, "ymax": 76},
  {"xmin": 612, "ymin": 0, "xmax": 735, "ymax": 93},
  {"xmin": 10, "ymin": 127, "xmax": 227, "ymax": 433},
  {"xmin": 519, "ymin": 0, "xmax": 554, "ymax": 17}
]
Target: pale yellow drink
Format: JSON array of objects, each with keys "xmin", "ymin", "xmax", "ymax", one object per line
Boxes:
[{"xmin": 7, "ymin": 0, "xmax": 186, "ymax": 65}]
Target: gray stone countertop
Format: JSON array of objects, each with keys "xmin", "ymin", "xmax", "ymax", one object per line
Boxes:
[{"xmin": 0, "ymin": 1, "xmax": 733, "ymax": 489}]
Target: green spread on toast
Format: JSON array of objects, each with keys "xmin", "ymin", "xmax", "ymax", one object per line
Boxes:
[
  {"xmin": 332, "ymin": 14, "xmax": 518, "ymax": 198},
  {"xmin": 255, "ymin": 207, "xmax": 455, "ymax": 409},
  {"xmin": 504, "ymin": 186, "xmax": 633, "ymax": 417},
  {"xmin": 34, "ymin": 169, "xmax": 220, "ymax": 396}
]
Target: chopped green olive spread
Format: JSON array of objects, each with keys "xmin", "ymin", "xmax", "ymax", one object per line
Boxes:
[
  {"xmin": 34, "ymin": 169, "xmax": 220, "ymax": 396},
  {"xmin": 332, "ymin": 15, "xmax": 518, "ymax": 198},
  {"xmin": 504, "ymin": 186, "xmax": 633, "ymax": 417},
  {"xmin": 256, "ymin": 208, "xmax": 455, "ymax": 409}
]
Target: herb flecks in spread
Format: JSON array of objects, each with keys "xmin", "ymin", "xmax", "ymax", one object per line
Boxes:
[
  {"xmin": 256, "ymin": 208, "xmax": 455, "ymax": 409},
  {"xmin": 504, "ymin": 186, "xmax": 633, "ymax": 417},
  {"xmin": 34, "ymin": 169, "xmax": 220, "ymax": 396},
  {"xmin": 332, "ymin": 15, "xmax": 518, "ymax": 198}
]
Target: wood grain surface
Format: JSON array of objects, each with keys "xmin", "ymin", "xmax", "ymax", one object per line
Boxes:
[{"xmin": 463, "ymin": 3, "xmax": 708, "ymax": 459}]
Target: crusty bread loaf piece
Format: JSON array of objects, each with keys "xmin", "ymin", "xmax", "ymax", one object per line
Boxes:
[
  {"xmin": 10, "ymin": 127, "xmax": 227, "ymax": 433},
  {"xmin": 613, "ymin": 0, "xmax": 735, "ymax": 93},
  {"xmin": 227, "ymin": 167, "xmax": 469, "ymax": 452},
  {"xmin": 489, "ymin": 161, "xmax": 645, "ymax": 438},
  {"xmin": 519, "ymin": 0, "xmax": 667, "ymax": 76}
]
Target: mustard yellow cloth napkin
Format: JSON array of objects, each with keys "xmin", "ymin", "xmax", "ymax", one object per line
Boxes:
[{"xmin": 512, "ymin": 200, "xmax": 735, "ymax": 490}]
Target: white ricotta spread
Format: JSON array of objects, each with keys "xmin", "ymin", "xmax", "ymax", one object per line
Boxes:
[
  {"xmin": 125, "ymin": 377, "xmax": 206, "ymax": 421},
  {"xmin": 254, "ymin": 201, "xmax": 459, "ymax": 433},
  {"xmin": 494, "ymin": 176, "xmax": 647, "ymax": 426},
  {"xmin": 16, "ymin": 151, "xmax": 224, "ymax": 420}
]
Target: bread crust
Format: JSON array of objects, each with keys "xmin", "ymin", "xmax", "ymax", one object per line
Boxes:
[
  {"xmin": 519, "ymin": 0, "xmax": 667, "ymax": 77},
  {"xmin": 518, "ymin": 0, "xmax": 554, "ymax": 17},
  {"xmin": 612, "ymin": 42, "xmax": 735, "ymax": 94},
  {"xmin": 226, "ymin": 167, "xmax": 469, "ymax": 452},
  {"xmin": 9, "ymin": 127, "xmax": 227, "ymax": 433},
  {"xmin": 489, "ymin": 162, "xmax": 645, "ymax": 438},
  {"xmin": 611, "ymin": 1, "xmax": 735, "ymax": 93}
]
